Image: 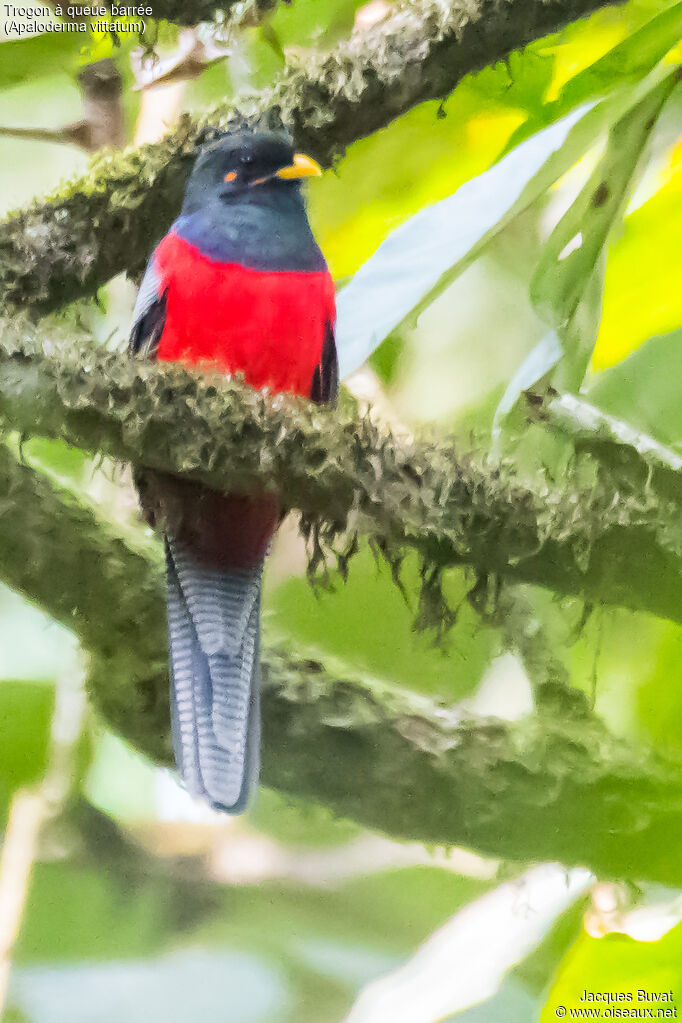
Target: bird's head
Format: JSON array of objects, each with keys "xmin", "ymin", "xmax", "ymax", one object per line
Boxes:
[{"xmin": 181, "ymin": 131, "xmax": 322, "ymax": 215}]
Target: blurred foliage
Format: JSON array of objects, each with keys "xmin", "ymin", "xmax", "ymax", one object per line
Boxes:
[
  {"xmin": 0, "ymin": 33, "xmax": 85, "ymax": 91},
  {"xmin": 266, "ymin": 551, "xmax": 497, "ymax": 700},
  {"xmin": 1, "ymin": 0, "xmax": 682, "ymax": 1019},
  {"xmin": 0, "ymin": 681, "xmax": 53, "ymax": 821}
]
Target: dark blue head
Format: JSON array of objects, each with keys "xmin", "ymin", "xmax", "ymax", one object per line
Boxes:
[
  {"xmin": 176, "ymin": 130, "xmax": 327, "ymax": 272},
  {"xmin": 182, "ymin": 131, "xmax": 322, "ymax": 213}
]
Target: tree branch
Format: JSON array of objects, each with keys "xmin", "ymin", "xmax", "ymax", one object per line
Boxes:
[
  {"xmin": 0, "ymin": 0, "xmax": 621, "ymax": 313},
  {"xmin": 2, "ymin": 441, "xmax": 682, "ymax": 884},
  {"xmin": 1, "ymin": 327, "xmax": 682, "ymax": 624},
  {"xmin": 532, "ymin": 390, "xmax": 682, "ymax": 477}
]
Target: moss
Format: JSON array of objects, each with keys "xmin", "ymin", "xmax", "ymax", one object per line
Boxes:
[
  {"xmin": 0, "ymin": 0, "xmax": 622, "ymax": 313},
  {"xmin": 1, "ymin": 322, "xmax": 682, "ymax": 628},
  {"xmin": 4, "ymin": 441, "xmax": 682, "ymax": 882}
]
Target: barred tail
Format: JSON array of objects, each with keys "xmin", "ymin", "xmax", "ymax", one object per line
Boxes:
[{"xmin": 164, "ymin": 536, "xmax": 262, "ymax": 813}]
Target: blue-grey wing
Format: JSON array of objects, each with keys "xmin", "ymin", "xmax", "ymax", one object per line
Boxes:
[
  {"xmin": 128, "ymin": 254, "xmax": 168, "ymax": 525},
  {"xmin": 310, "ymin": 321, "xmax": 338, "ymax": 405},
  {"xmin": 129, "ymin": 256, "xmax": 167, "ymax": 360}
]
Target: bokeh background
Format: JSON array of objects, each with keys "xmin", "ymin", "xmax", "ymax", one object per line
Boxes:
[{"xmin": 1, "ymin": 0, "xmax": 682, "ymax": 1019}]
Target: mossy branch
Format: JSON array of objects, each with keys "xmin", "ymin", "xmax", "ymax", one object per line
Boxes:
[
  {"xmin": 3, "ymin": 441, "xmax": 682, "ymax": 884},
  {"xmin": 0, "ymin": 0, "xmax": 621, "ymax": 313},
  {"xmin": 2, "ymin": 326, "xmax": 682, "ymax": 624}
]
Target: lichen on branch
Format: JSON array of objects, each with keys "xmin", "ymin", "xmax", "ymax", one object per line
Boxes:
[
  {"xmin": 1, "ymin": 323, "xmax": 682, "ymax": 625},
  {"xmin": 0, "ymin": 0, "xmax": 622, "ymax": 313},
  {"xmin": 2, "ymin": 441, "xmax": 682, "ymax": 885}
]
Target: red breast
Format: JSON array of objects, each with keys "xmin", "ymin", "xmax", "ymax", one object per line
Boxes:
[{"xmin": 154, "ymin": 231, "xmax": 336, "ymax": 399}]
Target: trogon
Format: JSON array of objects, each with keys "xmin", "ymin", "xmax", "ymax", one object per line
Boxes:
[{"xmin": 129, "ymin": 131, "xmax": 337, "ymax": 813}]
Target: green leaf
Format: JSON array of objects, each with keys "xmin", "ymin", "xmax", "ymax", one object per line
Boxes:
[
  {"xmin": 494, "ymin": 72, "xmax": 678, "ymax": 432},
  {"xmin": 336, "ymin": 104, "xmax": 598, "ymax": 378},
  {"xmin": 530, "ymin": 72, "xmax": 678, "ymax": 337},
  {"xmin": 335, "ymin": 66, "xmax": 678, "ymax": 382},
  {"xmin": 522, "ymin": 70, "xmax": 678, "ymax": 396},
  {"xmin": 553, "ymin": 2, "xmax": 682, "ymax": 109},
  {"xmin": 588, "ymin": 327, "xmax": 682, "ymax": 449},
  {"xmin": 503, "ymin": 1, "xmax": 682, "ymax": 151}
]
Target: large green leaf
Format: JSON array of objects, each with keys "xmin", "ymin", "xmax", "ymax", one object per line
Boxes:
[
  {"xmin": 335, "ymin": 63, "xmax": 682, "ymax": 383},
  {"xmin": 493, "ymin": 70, "xmax": 678, "ymax": 432},
  {"xmin": 335, "ymin": 104, "xmax": 598, "ymax": 378},
  {"xmin": 309, "ymin": 0, "xmax": 678, "ymax": 291},
  {"xmin": 530, "ymin": 73, "xmax": 678, "ymax": 338}
]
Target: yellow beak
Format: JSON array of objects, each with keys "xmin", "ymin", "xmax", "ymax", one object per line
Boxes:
[{"xmin": 276, "ymin": 153, "xmax": 323, "ymax": 180}]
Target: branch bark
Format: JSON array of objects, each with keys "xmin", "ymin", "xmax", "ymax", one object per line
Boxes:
[
  {"xmin": 1, "ymin": 329, "xmax": 681, "ymax": 624},
  {"xmin": 3, "ymin": 442, "xmax": 682, "ymax": 885},
  {"xmin": 0, "ymin": 0, "xmax": 621, "ymax": 313}
]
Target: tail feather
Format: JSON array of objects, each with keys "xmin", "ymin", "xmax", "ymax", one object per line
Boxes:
[
  {"xmin": 165, "ymin": 537, "xmax": 263, "ymax": 813},
  {"xmin": 208, "ymin": 592, "xmax": 260, "ymax": 748},
  {"xmin": 166, "ymin": 549, "xmax": 203, "ymax": 796},
  {"xmin": 169, "ymin": 539, "xmax": 260, "ymax": 657}
]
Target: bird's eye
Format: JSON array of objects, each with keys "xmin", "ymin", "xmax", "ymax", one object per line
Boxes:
[{"xmin": 224, "ymin": 171, "xmax": 237, "ymax": 182}]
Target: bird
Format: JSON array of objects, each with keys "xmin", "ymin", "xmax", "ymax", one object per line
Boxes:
[{"xmin": 129, "ymin": 130, "xmax": 337, "ymax": 813}]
